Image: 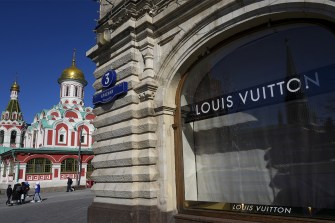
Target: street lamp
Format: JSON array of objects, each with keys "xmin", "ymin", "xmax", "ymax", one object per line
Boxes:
[{"xmin": 77, "ymin": 127, "xmax": 83, "ymax": 186}]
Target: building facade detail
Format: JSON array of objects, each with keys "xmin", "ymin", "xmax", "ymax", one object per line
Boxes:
[{"xmin": 88, "ymin": 1, "xmax": 335, "ymax": 223}]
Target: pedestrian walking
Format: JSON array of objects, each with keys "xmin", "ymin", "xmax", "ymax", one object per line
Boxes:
[
  {"xmin": 12, "ymin": 183, "xmax": 22, "ymax": 205},
  {"xmin": 21, "ymin": 181, "xmax": 30, "ymax": 203},
  {"xmin": 6, "ymin": 185, "xmax": 12, "ymax": 205},
  {"xmin": 31, "ymin": 181, "xmax": 42, "ymax": 203},
  {"xmin": 66, "ymin": 177, "xmax": 73, "ymax": 192}
]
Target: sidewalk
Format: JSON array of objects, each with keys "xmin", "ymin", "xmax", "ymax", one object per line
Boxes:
[
  {"xmin": 0, "ymin": 185, "xmax": 87, "ymax": 194},
  {"xmin": 0, "ymin": 188, "xmax": 94, "ymax": 223}
]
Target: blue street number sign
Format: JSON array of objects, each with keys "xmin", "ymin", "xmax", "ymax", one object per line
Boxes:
[
  {"xmin": 102, "ymin": 69, "xmax": 117, "ymax": 88},
  {"xmin": 93, "ymin": 82, "xmax": 128, "ymax": 105}
]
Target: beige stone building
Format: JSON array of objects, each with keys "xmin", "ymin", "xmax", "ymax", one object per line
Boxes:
[{"xmin": 87, "ymin": 1, "xmax": 335, "ymax": 222}]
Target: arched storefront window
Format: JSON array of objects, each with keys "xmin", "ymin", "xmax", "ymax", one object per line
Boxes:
[
  {"xmin": 10, "ymin": 131, "xmax": 16, "ymax": 144},
  {"xmin": 61, "ymin": 158, "xmax": 78, "ymax": 173},
  {"xmin": 0, "ymin": 130, "xmax": 4, "ymax": 144},
  {"xmin": 178, "ymin": 22, "xmax": 335, "ymax": 220},
  {"xmin": 26, "ymin": 158, "xmax": 52, "ymax": 174}
]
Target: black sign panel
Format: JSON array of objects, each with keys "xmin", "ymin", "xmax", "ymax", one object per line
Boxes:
[{"xmin": 182, "ymin": 64, "xmax": 335, "ymax": 123}]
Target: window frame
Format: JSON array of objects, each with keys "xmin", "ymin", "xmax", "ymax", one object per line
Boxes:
[
  {"xmin": 26, "ymin": 158, "xmax": 52, "ymax": 174},
  {"xmin": 174, "ymin": 19, "xmax": 335, "ymax": 222},
  {"xmin": 61, "ymin": 158, "xmax": 78, "ymax": 173},
  {"xmin": 58, "ymin": 127, "xmax": 67, "ymax": 144}
]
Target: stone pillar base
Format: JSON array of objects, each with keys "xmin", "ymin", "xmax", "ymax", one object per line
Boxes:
[{"xmin": 88, "ymin": 202, "xmax": 175, "ymax": 223}]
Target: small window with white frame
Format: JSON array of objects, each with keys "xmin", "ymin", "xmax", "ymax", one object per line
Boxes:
[{"xmin": 58, "ymin": 128, "xmax": 67, "ymax": 144}]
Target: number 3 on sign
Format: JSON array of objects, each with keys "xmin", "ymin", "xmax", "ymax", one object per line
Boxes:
[
  {"xmin": 102, "ymin": 69, "xmax": 117, "ymax": 88},
  {"xmin": 104, "ymin": 73, "xmax": 110, "ymax": 85}
]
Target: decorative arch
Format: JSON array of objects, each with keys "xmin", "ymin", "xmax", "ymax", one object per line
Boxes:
[
  {"xmin": 23, "ymin": 154, "xmax": 57, "ymax": 163},
  {"xmin": 58, "ymin": 155, "xmax": 79, "ymax": 163},
  {"xmin": 169, "ymin": 2, "xmax": 335, "ymax": 221},
  {"xmin": 49, "ymin": 110, "xmax": 60, "ymax": 118},
  {"xmin": 83, "ymin": 155, "xmax": 95, "ymax": 163},
  {"xmin": 55, "ymin": 123, "xmax": 69, "ymax": 145},
  {"xmin": 155, "ymin": 1, "xmax": 335, "ymax": 107},
  {"xmin": 76, "ymin": 124, "xmax": 91, "ymax": 146},
  {"xmin": 64, "ymin": 110, "xmax": 80, "ymax": 119}
]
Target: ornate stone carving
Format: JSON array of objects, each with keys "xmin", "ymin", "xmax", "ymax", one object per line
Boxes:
[{"xmin": 134, "ymin": 80, "xmax": 158, "ymax": 102}]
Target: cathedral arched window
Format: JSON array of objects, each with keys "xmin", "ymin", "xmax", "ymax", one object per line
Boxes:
[
  {"xmin": 80, "ymin": 128, "xmax": 88, "ymax": 145},
  {"xmin": 75, "ymin": 86, "xmax": 78, "ymax": 97},
  {"xmin": 58, "ymin": 127, "xmax": 67, "ymax": 144},
  {"xmin": 0, "ymin": 130, "xmax": 4, "ymax": 144},
  {"xmin": 33, "ymin": 130, "xmax": 38, "ymax": 148},
  {"xmin": 66, "ymin": 85, "xmax": 69, "ymax": 96},
  {"xmin": 20, "ymin": 131, "xmax": 25, "ymax": 148},
  {"xmin": 10, "ymin": 131, "xmax": 16, "ymax": 144},
  {"xmin": 26, "ymin": 158, "xmax": 52, "ymax": 174},
  {"xmin": 61, "ymin": 158, "xmax": 77, "ymax": 173}
]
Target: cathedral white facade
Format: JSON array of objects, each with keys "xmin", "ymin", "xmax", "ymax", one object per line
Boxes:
[{"xmin": 0, "ymin": 51, "xmax": 96, "ymax": 189}]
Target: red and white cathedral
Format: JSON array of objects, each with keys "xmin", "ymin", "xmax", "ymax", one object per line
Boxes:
[{"xmin": 0, "ymin": 52, "xmax": 96, "ymax": 189}]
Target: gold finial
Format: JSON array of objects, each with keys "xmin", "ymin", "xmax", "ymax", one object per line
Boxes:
[
  {"xmin": 72, "ymin": 48, "xmax": 76, "ymax": 66},
  {"xmin": 11, "ymin": 75, "xmax": 20, "ymax": 92},
  {"xmin": 58, "ymin": 50, "xmax": 87, "ymax": 86}
]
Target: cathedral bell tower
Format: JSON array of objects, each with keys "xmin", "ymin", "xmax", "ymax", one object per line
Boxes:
[
  {"xmin": 0, "ymin": 80, "xmax": 26, "ymax": 148},
  {"xmin": 58, "ymin": 49, "xmax": 87, "ymax": 106}
]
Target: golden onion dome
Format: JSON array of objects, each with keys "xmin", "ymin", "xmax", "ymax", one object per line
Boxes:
[
  {"xmin": 11, "ymin": 80, "xmax": 20, "ymax": 92},
  {"xmin": 58, "ymin": 49, "xmax": 87, "ymax": 86}
]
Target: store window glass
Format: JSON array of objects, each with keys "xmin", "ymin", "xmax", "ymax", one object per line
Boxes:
[{"xmin": 180, "ymin": 24, "xmax": 335, "ymax": 219}]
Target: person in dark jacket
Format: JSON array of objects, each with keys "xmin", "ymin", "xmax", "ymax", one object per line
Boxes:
[
  {"xmin": 6, "ymin": 185, "xmax": 12, "ymax": 205},
  {"xmin": 21, "ymin": 181, "xmax": 30, "ymax": 203},
  {"xmin": 66, "ymin": 177, "xmax": 73, "ymax": 192},
  {"xmin": 12, "ymin": 183, "xmax": 22, "ymax": 205}
]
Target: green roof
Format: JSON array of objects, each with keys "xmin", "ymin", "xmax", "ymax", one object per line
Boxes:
[
  {"xmin": 1, "ymin": 147, "xmax": 93, "ymax": 157},
  {"xmin": 0, "ymin": 147, "xmax": 12, "ymax": 155},
  {"xmin": 5, "ymin": 99, "xmax": 21, "ymax": 117}
]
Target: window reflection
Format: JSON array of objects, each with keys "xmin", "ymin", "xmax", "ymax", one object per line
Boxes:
[{"xmin": 181, "ymin": 24, "xmax": 335, "ymax": 218}]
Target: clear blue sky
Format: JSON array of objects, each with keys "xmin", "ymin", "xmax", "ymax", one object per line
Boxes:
[{"xmin": 0, "ymin": 0, "xmax": 99, "ymax": 122}]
